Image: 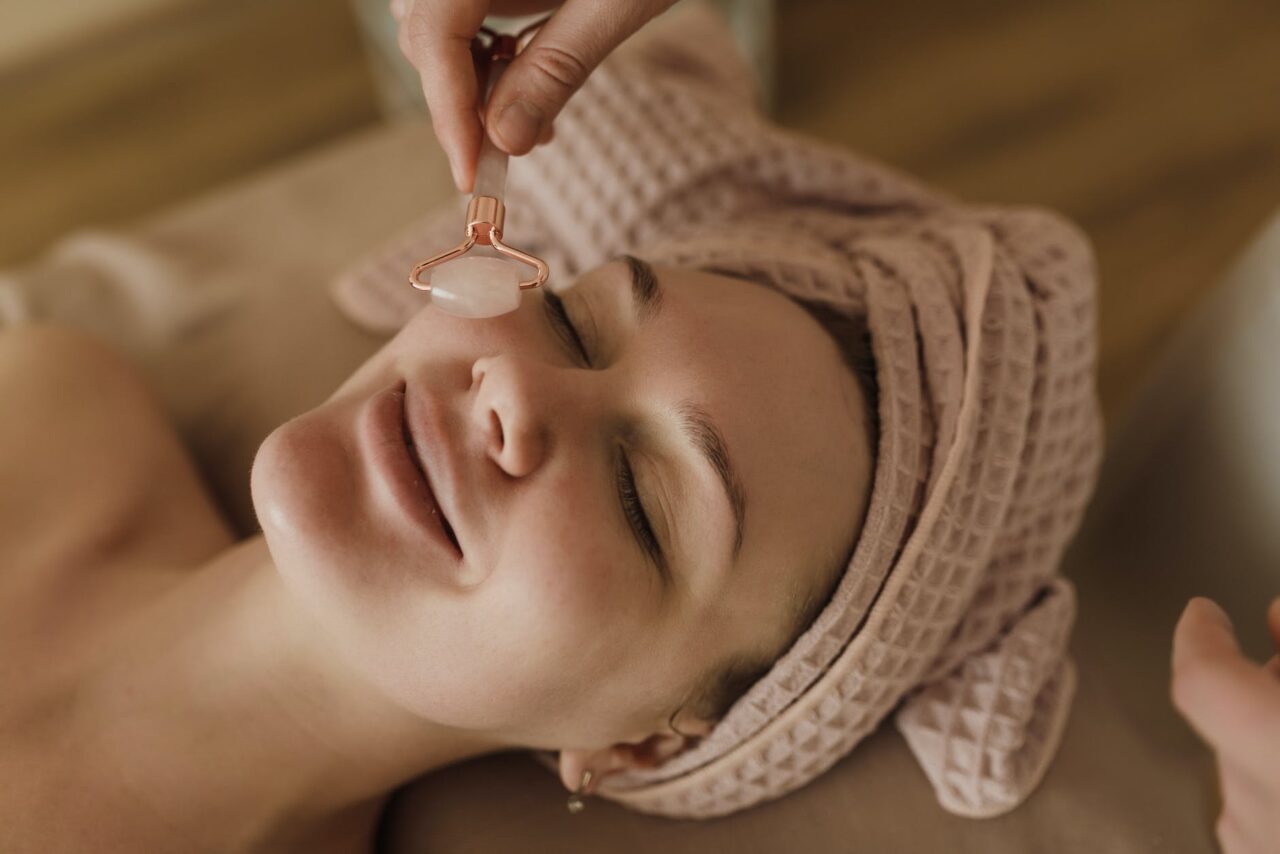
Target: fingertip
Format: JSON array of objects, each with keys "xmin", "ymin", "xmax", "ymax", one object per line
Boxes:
[
  {"xmin": 1192, "ymin": 596, "xmax": 1233, "ymax": 630},
  {"xmin": 446, "ymin": 150, "xmax": 473, "ymax": 194},
  {"xmin": 1173, "ymin": 597, "xmax": 1240, "ymax": 679},
  {"xmin": 537, "ymin": 118, "xmax": 555, "ymax": 146},
  {"xmin": 488, "ymin": 99, "xmax": 543, "ymax": 157},
  {"xmin": 437, "ymin": 138, "xmax": 463, "ymax": 194},
  {"xmin": 1174, "ymin": 597, "xmax": 1203, "ymax": 643}
]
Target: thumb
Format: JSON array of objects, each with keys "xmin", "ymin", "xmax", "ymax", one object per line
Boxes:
[{"xmin": 484, "ymin": 0, "xmax": 676, "ymax": 155}]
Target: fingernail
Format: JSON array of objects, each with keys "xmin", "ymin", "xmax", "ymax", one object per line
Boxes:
[
  {"xmin": 495, "ymin": 100, "xmax": 543, "ymax": 154},
  {"xmin": 447, "ymin": 154, "xmax": 467, "ymax": 194}
]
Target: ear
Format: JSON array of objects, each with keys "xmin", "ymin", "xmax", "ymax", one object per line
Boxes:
[{"xmin": 557, "ymin": 717, "xmax": 716, "ymax": 794}]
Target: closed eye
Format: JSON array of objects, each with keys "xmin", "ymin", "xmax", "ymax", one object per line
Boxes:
[
  {"xmin": 542, "ymin": 289, "xmax": 589, "ymax": 366},
  {"xmin": 542, "ymin": 288, "xmax": 666, "ymax": 579},
  {"xmin": 617, "ymin": 448, "xmax": 666, "ymax": 581}
]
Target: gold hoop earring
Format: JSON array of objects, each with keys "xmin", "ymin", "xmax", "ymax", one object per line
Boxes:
[{"xmin": 566, "ymin": 769, "xmax": 593, "ymax": 814}]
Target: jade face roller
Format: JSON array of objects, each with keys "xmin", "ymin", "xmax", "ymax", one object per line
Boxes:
[{"xmin": 408, "ymin": 18, "xmax": 552, "ymax": 319}]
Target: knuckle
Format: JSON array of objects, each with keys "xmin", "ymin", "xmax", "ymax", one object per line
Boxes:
[{"xmin": 523, "ymin": 44, "xmax": 591, "ymax": 95}]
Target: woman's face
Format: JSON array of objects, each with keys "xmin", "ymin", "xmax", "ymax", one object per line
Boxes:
[{"xmin": 251, "ymin": 257, "xmax": 872, "ymax": 750}]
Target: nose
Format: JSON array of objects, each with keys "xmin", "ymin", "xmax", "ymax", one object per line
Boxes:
[{"xmin": 470, "ymin": 354, "xmax": 571, "ymax": 478}]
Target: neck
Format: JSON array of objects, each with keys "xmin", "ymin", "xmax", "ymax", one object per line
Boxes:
[{"xmin": 75, "ymin": 535, "xmax": 509, "ymax": 851}]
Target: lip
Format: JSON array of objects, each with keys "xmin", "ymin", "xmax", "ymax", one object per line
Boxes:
[{"xmin": 362, "ymin": 381, "xmax": 463, "ymax": 563}]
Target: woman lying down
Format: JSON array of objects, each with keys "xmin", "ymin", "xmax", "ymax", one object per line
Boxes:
[{"xmin": 0, "ymin": 4, "xmax": 1105, "ymax": 852}]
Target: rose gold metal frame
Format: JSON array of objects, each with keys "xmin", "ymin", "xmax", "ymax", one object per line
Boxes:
[
  {"xmin": 408, "ymin": 15, "xmax": 553, "ymax": 297},
  {"xmin": 408, "ymin": 196, "xmax": 549, "ymax": 292}
]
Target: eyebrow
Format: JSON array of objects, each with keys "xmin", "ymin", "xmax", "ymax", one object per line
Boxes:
[{"xmin": 619, "ymin": 254, "xmax": 748, "ymax": 562}]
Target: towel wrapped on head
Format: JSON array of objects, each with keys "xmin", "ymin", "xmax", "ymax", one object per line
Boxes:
[{"xmin": 331, "ymin": 3, "xmax": 1103, "ymax": 819}]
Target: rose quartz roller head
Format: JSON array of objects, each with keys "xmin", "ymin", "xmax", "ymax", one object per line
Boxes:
[{"xmin": 408, "ymin": 22, "xmax": 551, "ymax": 319}]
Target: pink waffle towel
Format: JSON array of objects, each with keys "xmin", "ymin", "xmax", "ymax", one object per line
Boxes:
[{"xmin": 331, "ymin": 3, "xmax": 1104, "ymax": 820}]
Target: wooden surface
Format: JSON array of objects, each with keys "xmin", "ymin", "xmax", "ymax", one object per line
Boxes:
[
  {"xmin": 0, "ymin": 0, "xmax": 185, "ymax": 73},
  {"xmin": 3, "ymin": 0, "xmax": 1279, "ymax": 420},
  {"xmin": 0, "ymin": 0, "xmax": 380, "ymax": 269}
]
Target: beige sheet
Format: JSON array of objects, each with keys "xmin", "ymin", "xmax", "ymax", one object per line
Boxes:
[{"xmin": 0, "ymin": 116, "xmax": 1238, "ymax": 852}]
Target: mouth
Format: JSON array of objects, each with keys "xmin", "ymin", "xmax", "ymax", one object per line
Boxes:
[{"xmin": 400, "ymin": 389, "xmax": 462, "ymax": 555}]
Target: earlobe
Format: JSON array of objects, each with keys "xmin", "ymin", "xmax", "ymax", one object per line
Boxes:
[
  {"xmin": 557, "ymin": 748, "xmax": 601, "ymax": 794},
  {"xmin": 556, "ymin": 742, "xmax": 647, "ymax": 794},
  {"xmin": 556, "ymin": 718, "xmax": 717, "ymax": 792}
]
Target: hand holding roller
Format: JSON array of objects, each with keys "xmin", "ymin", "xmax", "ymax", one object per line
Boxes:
[{"xmin": 408, "ymin": 18, "xmax": 552, "ymax": 319}]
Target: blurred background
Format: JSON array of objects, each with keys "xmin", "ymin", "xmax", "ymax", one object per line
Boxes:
[{"xmin": 3, "ymin": 0, "xmax": 1280, "ymax": 422}]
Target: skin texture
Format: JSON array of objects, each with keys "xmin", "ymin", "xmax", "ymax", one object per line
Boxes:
[
  {"xmin": 1171, "ymin": 596, "xmax": 1280, "ymax": 854},
  {"xmin": 251, "ymin": 258, "xmax": 874, "ymax": 792},
  {"xmin": 392, "ymin": 0, "xmax": 678, "ymax": 192}
]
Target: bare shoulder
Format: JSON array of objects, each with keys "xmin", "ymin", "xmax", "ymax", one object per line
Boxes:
[
  {"xmin": 0, "ymin": 323, "xmax": 148, "ymax": 400},
  {"xmin": 0, "ymin": 323, "xmax": 234, "ymax": 574},
  {"xmin": 0, "ymin": 323, "xmax": 174, "ymax": 503}
]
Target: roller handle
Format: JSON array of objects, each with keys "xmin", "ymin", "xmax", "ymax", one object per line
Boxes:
[{"xmin": 472, "ymin": 54, "xmax": 510, "ymax": 202}]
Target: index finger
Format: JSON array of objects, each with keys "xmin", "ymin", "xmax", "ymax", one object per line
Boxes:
[{"xmin": 402, "ymin": 0, "xmax": 489, "ymax": 192}]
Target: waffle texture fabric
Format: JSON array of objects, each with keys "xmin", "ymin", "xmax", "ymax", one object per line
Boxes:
[{"xmin": 331, "ymin": 3, "xmax": 1104, "ymax": 820}]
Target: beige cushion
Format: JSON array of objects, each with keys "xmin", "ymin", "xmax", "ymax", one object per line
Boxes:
[{"xmin": 5, "ymin": 117, "xmax": 1260, "ymax": 852}]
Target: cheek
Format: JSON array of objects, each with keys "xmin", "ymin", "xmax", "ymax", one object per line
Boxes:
[
  {"xmin": 250, "ymin": 376, "xmax": 658, "ymax": 741},
  {"xmin": 505, "ymin": 475, "xmax": 631, "ymax": 625},
  {"xmin": 364, "ymin": 477, "xmax": 650, "ymax": 737},
  {"xmin": 457, "ymin": 484, "xmax": 642, "ymax": 719}
]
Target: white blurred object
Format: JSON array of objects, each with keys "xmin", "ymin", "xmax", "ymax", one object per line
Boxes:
[
  {"xmin": 0, "ymin": 229, "xmax": 240, "ymax": 357},
  {"xmin": 1212, "ymin": 217, "xmax": 1280, "ymax": 530},
  {"xmin": 1097, "ymin": 209, "xmax": 1280, "ymax": 572},
  {"xmin": 349, "ymin": 0, "xmax": 776, "ymax": 120},
  {"xmin": 0, "ymin": 0, "xmax": 189, "ymax": 75}
]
